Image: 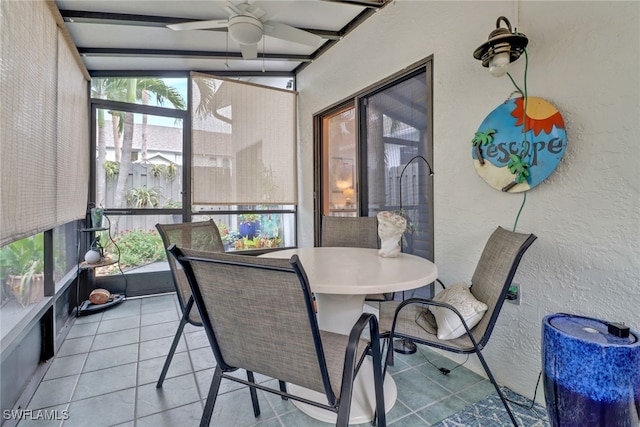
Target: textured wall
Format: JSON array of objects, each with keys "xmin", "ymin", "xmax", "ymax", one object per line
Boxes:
[{"xmin": 297, "ymin": 1, "xmax": 640, "ymax": 403}]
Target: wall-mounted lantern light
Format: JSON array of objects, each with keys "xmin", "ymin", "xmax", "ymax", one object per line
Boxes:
[{"xmin": 473, "ymin": 16, "xmax": 529, "ymax": 77}]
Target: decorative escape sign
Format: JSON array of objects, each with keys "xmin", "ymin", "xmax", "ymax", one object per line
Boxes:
[{"xmin": 472, "ymin": 96, "xmax": 566, "ymax": 192}]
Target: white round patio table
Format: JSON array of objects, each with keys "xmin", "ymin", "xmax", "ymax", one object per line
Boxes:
[{"xmin": 261, "ymin": 247, "xmax": 438, "ymax": 424}]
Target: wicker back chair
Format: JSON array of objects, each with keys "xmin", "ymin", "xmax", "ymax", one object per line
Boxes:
[
  {"xmin": 155, "ymin": 219, "xmax": 224, "ymax": 387},
  {"xmin": 171, "ymin": 247, "xmax": 386, "ymax": 427},
  {"xmin": 321, "ymin": 216, "xmax": 391, "ymax": 302},
  {"xmin": 379, "ymin": 226, "xmax": 537, "ymax": 426}
]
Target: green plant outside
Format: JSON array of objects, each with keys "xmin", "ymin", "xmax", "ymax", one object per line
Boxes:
[
  {"xmin": 238, "ymin": 213, "xmax": 260, "ymax": 223},
  {"xmin": 0, "ymin": 234, "xmax": 44, "ymax": 278},
  {"xmin": 233, "ymin": 236, "xmax": 282, "ymax": 250},
  {"xmin": 163, "ymin": 198, "xmax": 182, "ymax": 209},
  {"xmin": 105, "ymin": 228, "xmax": 166, "ymax": 271},
  {"xmin": 150, "ymin": 164, "xmax": 164, "ymax": 178},
  {"xmin": 149, "ymin": 163, "xmax": 178, "ymax": 181},
  {"xmin": 127, "ymin": 186, "xmax": 160, "ymax": 208},
  {"xmin": 165, "ymin": 163, "xmax": 178, "ymax": 180},
  {"xmin": 0, "ymin": 234, "xmax": 44, "ymax": 304},
  {"xmin": 104, "ymin": 160, "xmax": 120, "ymax": 181}
]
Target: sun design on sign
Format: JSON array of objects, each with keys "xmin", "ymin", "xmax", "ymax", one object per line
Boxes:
[
  {"xmin": 471, "ymin": 96, "xmax": 567, "ymax": 192},
  {"xmin": 511, "ymin": 97, "xmax": 565, "ymax": 136}
]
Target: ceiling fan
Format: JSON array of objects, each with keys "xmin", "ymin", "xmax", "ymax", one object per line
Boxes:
[{"xmin": 167, "ymin": 1, "xmax": 323, "ymax": 60}]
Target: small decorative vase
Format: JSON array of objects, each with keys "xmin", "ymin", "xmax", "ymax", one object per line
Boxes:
[
  {"xmin": 91, "ymin": 207, "xmax": 104, "ymax": 228},
  {"xmin": 376, "ymin": 211, "xmax": 407, "ymax": 258},
  {"xmin": 84, "ymin": 249, "xmax": 102, "ymax": 264}
]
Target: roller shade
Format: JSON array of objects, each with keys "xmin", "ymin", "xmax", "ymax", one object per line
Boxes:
[{"xmin": 191, "ymin": 72, "xmax": 297, "ymax": 205}]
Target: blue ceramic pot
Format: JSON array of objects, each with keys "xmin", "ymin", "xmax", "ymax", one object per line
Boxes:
[
  {"xmin": 238, "ymin": 221, "xmax": 259, "ymax": 239},
  {"xmin": 542, "ymin": 313, "xmax": 640, "ymax": 427}
]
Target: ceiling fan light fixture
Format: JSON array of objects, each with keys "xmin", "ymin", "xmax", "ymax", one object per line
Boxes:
[
  {"xmin": 473, "ymin": 16, "xmax": 528, "ymax": 77},
  {"xmin": 228, "ymin": 15, "xmax": 264, "ymax": 45}
]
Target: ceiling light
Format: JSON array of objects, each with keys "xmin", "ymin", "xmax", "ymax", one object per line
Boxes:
[
  {"xmin": 228, "ymin": 15, "xmax": 263, "ymax": 45},
  {"xmin": 473, "ymin": 16, "xmax": 528, "ymax": 77}
]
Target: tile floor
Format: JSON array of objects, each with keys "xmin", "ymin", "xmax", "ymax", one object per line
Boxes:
[{"xmin": 19, "ymin": 294, "xmax": 543, "ymax": 426}]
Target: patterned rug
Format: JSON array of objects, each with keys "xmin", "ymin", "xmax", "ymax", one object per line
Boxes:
[{"xmin": 433, "ymin": 388, "xmax": 550, "ymax": 427}]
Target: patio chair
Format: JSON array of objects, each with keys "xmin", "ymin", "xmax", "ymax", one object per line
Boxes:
[
  {"xmin": 154, "ymin": 219, "xmax": 224, "ymax": 387},
  {"xmin": 321, "ymin": 216, "xmax": 392, "ymax": 302},
  {"xmin": 378, "ymin": 226, "xmax": 537, "ymax": 426},
  {"xmin": 170, "ymin": 246, "xmax": 386, "ymax": 427}
]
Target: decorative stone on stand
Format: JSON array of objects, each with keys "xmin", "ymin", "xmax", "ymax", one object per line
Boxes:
[{"xmin": 376, "ymin": 211, "xmax": 406, "ymax": 258}]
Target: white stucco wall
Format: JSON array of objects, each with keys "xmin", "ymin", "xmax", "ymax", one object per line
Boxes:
[{"xmin": 296, "ymin": 1, "xmax": 640, "ymax": 403}]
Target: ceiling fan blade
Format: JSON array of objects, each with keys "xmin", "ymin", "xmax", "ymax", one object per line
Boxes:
[
  {"xmin": 239, "ymin": 43, "xmax": 258, "ymax": 60},
  {"xmin": 264, "ymin": 22, "xmax": 322, "ymax": 47},
  {"xmin": 167, "ymin": 19, "xmax": 229, "ymax": 31},
  {"xmin": 247, "ymin": 4, "xmax": 266, "ymax": 19},
  {"xmin": 225, "ymin": 4, "xmax": 240, "ymax": 15}
]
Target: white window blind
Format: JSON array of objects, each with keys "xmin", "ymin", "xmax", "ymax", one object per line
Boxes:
[
  {"xmin": 0, "ymin": 0, "xmax": 89, "ymax": 246},
  {"xmin": 191, "ymin": 72, "xmax": 297, "ymax": 205},
  {"xmin": 56, "ymin": 29, "xmax": 90, "ymax": 226}
]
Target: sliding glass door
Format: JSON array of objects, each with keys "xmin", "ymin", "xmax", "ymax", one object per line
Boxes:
[
  {"xmin": 315, "ymin": 59, "xmax": 433, "ymax": 268},
  {"xmin": 360, "ymin": 67, "xmax": 434, "ymax": 261},
  {"xmin": 320, "ymin": 105, "xmax": 358, "ymax": 218}
]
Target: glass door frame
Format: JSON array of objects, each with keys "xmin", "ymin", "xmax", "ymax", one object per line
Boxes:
[
  {"xmin": 313, "ymin": 57, "xmax": 433, "ymax": 251},
  {"xmin": 314, "ymin": 100, "xmax": 358, "ymax": 245}
]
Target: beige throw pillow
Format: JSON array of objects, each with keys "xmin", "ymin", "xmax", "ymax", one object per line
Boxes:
[{"xmin": 431, "ymin": 283, "xmax": 488, "ymax": 340}]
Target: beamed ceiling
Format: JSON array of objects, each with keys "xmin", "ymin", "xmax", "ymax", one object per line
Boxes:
[{"xmin": 55, "ymin": 0, "xmax": 391, "ymax": 77}]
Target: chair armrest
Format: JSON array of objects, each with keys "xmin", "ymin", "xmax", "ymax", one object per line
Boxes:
[{"xmin": 344, "ymin": 313, "xmax": 381, "ymax": 376}]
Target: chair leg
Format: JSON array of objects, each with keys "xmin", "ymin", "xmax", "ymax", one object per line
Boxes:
[
  {"xmin": 475, "ymin": 350, "xmax": 519, "ymax": 427},
  {"xmin": 385, "ymin": 337, "xmax": 395, "ymax": 367},
  {"xmin": 200, "ymin": 365, "xmax": 223, "ymax": 427},
  {"xmin": 382, "ymin": 336, "xmax": 394, "ymax": 380},
  {"xmin": 246, "ymin": 371, "xmax": 260, "ymax": 417},
  {"xmin": 336, "ymin": 366, "xmax": 356, "ymax": 427},
  {"xmin": 278, "ymin": 380, "xmax": 288, "ymax": 400},
  {"xmin": 156, "ymin": 306, "xmax": 190, "ymax": 388},
  {"xmin": 371, "ymin": 340, "xmax": 386, "ymax": 427}
]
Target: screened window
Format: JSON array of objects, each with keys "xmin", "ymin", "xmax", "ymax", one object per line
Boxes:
[
  {"xmin": 190, "ymin": 73, "xmax": 297, "ymax": 252},
  {"xmin": 191, "ymin": 73, "xmax": 297, "ymax": 205},
  {"xmin": 92, "ymin": 77, "xmax": 188, "ymax": 275},
  {"xmin": 90, "ymin": 73, "xmax": 298, "ymax": 279}
]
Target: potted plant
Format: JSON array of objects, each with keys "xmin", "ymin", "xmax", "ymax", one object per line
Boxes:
[
  {"xmin": 217, "ymin": 224, "xmax": 238, "ymax": 250},
  {"xmin": 127, "ymin": 186, "xmax": 160, "ymax": 208},
  {"xmin": 150, "ymin": 164, "xmax": 164, "ymax": 178},
  {"xmin": 0, "ymin": 235, "xmax": 45, "ymax": 306},
  {"xmin": 238, "ymin": 214, "xmax": 261, "ymax": 239}
]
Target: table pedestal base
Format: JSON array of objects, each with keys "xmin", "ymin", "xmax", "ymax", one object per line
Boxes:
[
  {"xmin": 288, "ymin": 358, "xmax": 396, "ymax": 424},
  {"xmin": 393, "ymin": 338, "xmax": 417, "ymax": 354}
]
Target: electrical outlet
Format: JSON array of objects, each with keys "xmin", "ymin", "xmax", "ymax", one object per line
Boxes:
[{"xmin": 506, "ymin": 283, "xmax": 520, "ymax": 305}]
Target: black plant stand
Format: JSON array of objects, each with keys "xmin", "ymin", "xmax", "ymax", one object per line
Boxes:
[{"xmin": 76, "ymin": 225, "xmax": 126, "ymax": 316}]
